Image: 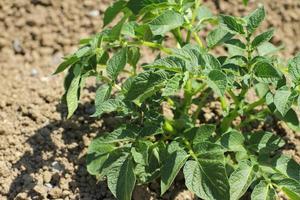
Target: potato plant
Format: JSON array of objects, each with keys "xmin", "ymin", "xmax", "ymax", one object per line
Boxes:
[{"xmin": 54, "ymin": 1, "xmax": 300, "ymax": 199}]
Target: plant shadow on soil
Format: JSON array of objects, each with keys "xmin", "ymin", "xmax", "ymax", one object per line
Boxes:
[
  {"xmin": 7, "ymin": 95, "xmax": 296, "ymax": 200},
  {"xmin": 8, "ymin": 101, "xmax": 117, "ymax": 200}
]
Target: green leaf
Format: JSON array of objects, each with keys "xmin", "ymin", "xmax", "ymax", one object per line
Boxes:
[
  {"xmin": 247, "ymin": 131, "xmax": 285, "ymax": 153},
  {"xmin": 246, "ymin": 6, "xmax": 265, "ymax": 34},
  {"xmin": 103, "ymin": 1, "xmax": 127, "ymax": 26},
  {"xmin": 107, "ymin": 48, "xmax": 127, "ymax": 80},
  {"xmin": 66, "ymin": 65, "xmax": 81, "ymax": 118},
  {"xmin": 219, "ymin": 130, "xmax": 245, "ymax": 152},
  {"xmin": 252, "ymin": 29, "xmax": 274, "ymax": 48},
  {"xmin": 184, "ymin": 142, "xmax": 229, "ymax": 200},
  {"xmin": 191, "ymin": 124, "xmax": 216, "ymax": 145},
  {"xmin": 95, "ymin": 125, "xmax": 139, "ymax": 144},
  {"xmin": 127, "ymin": 0, "xmax": 166, "ymax": 15},
  {"xmin": 207, "ymin": 69, "xmax": 227, "ymax": 96},
  {"xmin": 148, "ymin": 10, "xmax": 184, "ymax": 35},
  {"xmin": 271, "ymin": 174, "xmax": 300, "ymax": 200},
  {"xmin": 87, "ymin": 141, "xmax": 115, "ymax": 175},
  {"xmin": 274, "ymin": 87, "xmax": 296, "ymax": 117},
  {"xmin": 220, "ymin": 15, "xmax": 245, "ymax": 34},
  {"xmin": 107, "ymin": 156, "xmax": 136, "ymax": 200},
  {"xmin": 92, "ymin": 84, "xmax": 112, "ymax": 116},
  {"xmin": 144, "ymin": 56, "xmax": 186, "ymax": 72},
  {"xmin": 197, "ymin": 6, "xmax": 213, "ymax": 22},
  {"xmin": 162, "ymin": 74, "xmax": 182, "ymax": 96},
  {"xmin": 91, "ymin": 98, "xmax": 124, "ymax": 117},
  {"xmin": 127, "ymin": 47, "xmax": 140, "ymax": 67},
  {"xmin": 131, "ymin": 140, "xmax": 151, "ymax": 166},
  {"xmin": 229, "ymin": 160, "xmax": 255, "ymax": 200},
  {"xmin": 125, "ymin": 70, "xmax": 169, "ymax": 104},
  {"xmin": 288, "ymin": 53, "xmax": 300, "ymax": 83},
  {"xmin": 253, "ymin": 61, "xmax": 281, "ymax": 83},
  {"xmin": 161, "ymin": 142, "xmax": 189, "ymax": 195},
  {"xmin": 207, "ymin": 27, "xmax": 234, "ymax": 48},
  {"xmin": 271, "ymin": 155, "xmax": 300, "ymax": 181},
  {"xmin": 251, "ymin": 180, "xmax": 276, "ymax": 200},
  {"xmin": 257, "ymin": 42, "xmax": 281, "ymax": 56},
  {"xmin": 53, "ymin": 55, "xmax": 79, "ymax": 75},
  {"xmin": 242, "ymin": 0, "xmax": 249, "ymax": 6}
]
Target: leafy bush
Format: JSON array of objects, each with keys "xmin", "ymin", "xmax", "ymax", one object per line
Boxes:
[{"xmin": 54, "ymin": 1, "xmax": 300, "ymax": 199}]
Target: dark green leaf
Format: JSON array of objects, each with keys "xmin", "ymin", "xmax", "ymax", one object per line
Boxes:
[
  {"xmin": 103, "ymin": 1, "xmax": 127, "ymax": 26},
  {"xmin": 53, "ymin": 55, "xmax": 79, "ymax": 75},
  {"xmin": 220, "ymin": 15, "xmax": 245, "ymax": 34},
  {"xmin": 252, "ymin": 29, "xmax": 274, "ymax": 48},
  {"xmin": 127, "ymin": 0, "xmax": 166, "ymax": 15},
  {"xmin": 107, "ymin": 48, "xmax": 127, "ymax": 80},
  {"xmin": 253, "ymin": 61, "xmax": 281, "ymax": 83},
  {"xmin": 125, "ymin": 70, "xmax": 169, "ymax": 104},
  {"xmin": 66, "ymin": 64, "xmax": 81, "ymax": 118},
  {"xmin": 247, "ymin": 131, "xmax": 285, "ymax": 153}
]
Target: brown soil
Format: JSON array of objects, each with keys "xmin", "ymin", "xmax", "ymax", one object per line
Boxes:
[{"xmin": 0, "ymin": 0, "xmax": 299, "ymax": 200}]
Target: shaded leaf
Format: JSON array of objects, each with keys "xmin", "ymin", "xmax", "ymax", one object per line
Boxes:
[{"xmin": 251, "ymin": 180, "xmax": 276, "ymax": 200}]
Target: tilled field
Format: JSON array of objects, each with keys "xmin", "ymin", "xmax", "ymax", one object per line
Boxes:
[{"xmin": 0, "ymin": 0, "xmax": 299, "ymax": 199}]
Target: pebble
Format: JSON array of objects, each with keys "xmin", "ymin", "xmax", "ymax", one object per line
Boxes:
[
  {"xmin": 88, "ymin": 10, "xmax": 100, "ymax": 17},
  {"xmin": 12, "ymin": 39, "xmax": 24, "ymax": 54},
  {"xmin": 43, "ymin": 171, "xmax": 52, "ymax": 183},
  {"xmin": 51, "ymin": 161, "xmax": 64, "ymax": 173},
  {"xmin": 30, "ymin": 68, "xmax": 38, "ymax": 77}
]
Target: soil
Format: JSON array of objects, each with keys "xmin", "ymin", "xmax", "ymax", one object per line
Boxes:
[{"xmin": 0, "ymin": 0, "xmax": 299, "ymax": 200}]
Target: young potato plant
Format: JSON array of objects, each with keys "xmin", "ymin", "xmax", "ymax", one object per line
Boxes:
[{"xmin": 54, "ymin": 1, "xmax": 300, "ymax": 200}]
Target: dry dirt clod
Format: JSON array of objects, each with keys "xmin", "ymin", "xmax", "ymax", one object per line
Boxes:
[{"xmin": 48, "ymin": 187, "xmax": 63, "ymax": 198}]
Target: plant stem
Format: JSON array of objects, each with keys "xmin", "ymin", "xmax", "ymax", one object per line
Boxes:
[
  {"xmin": 186, "ymin": 0, "xmax": 201, "ymax": 44},
  {"xmin": 172, "ymin": 28, "xmax": 184, "ymax": 47},
  {"xmin": 128, "ymin": 41, "xmax": 172, "ymax": 54},
  {"xmin": 244, "ymin": 97, "xmax": 265, "ymax": 113},
  {"xmin": 192, "ymin": 89, "xmax": 212, "ymax": 123}
]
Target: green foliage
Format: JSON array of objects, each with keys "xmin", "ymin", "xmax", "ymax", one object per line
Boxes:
[{"xmin": 55, "ymin": 1, "xmax": 300, "ymax": 199}]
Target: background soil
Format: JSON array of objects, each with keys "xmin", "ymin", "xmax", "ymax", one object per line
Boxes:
[{"xmin": 0, "ymin": 0, "xmax": 299, "ymax": 200}]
